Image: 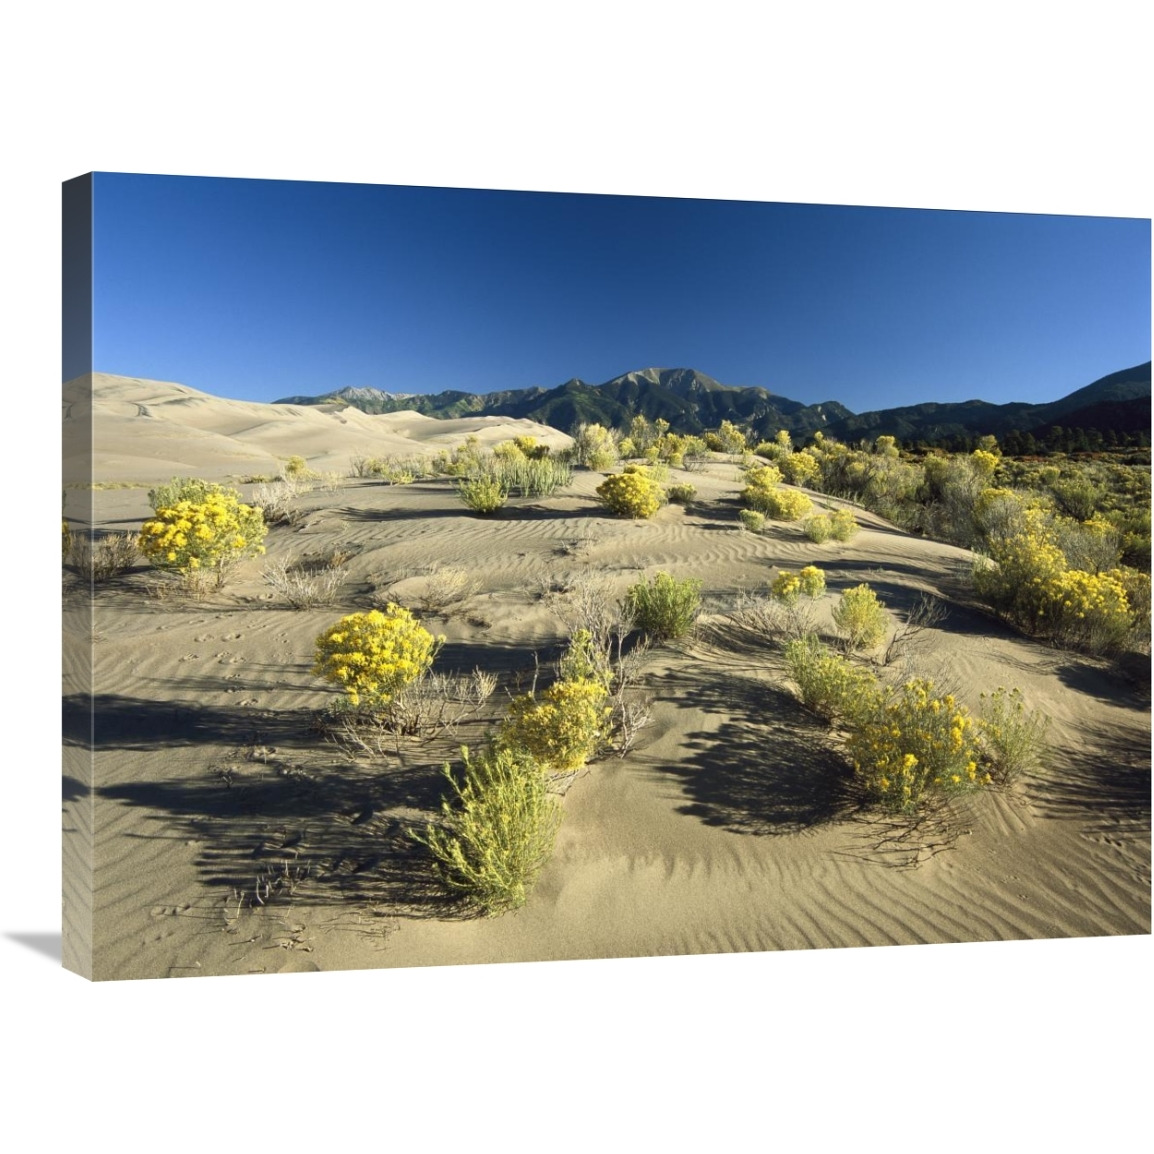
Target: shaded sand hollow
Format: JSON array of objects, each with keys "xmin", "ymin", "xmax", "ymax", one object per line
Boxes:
[{"xmin": 63, "ymin": 375, "xmax": 1151, "ymax": 979}]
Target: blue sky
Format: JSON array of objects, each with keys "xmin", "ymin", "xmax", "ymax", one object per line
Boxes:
[{"xmin": 87, "ymin": 173, "xmax": 1150, "ymax": 412}]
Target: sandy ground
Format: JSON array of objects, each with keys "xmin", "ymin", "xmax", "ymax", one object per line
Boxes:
[{"xmin": 63, "ymin": 376, "xmax": 1151, "ymax": 980}]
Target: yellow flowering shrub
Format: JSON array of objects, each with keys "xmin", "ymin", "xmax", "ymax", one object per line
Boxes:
[
  {"xmin": 770, "ymin": 565, "xmax": 826, "ymax": 607},
  {"xmin": 313, "ymin": 605, "xmax": 445, "ymax": 709},
  {"xmin": 970, "ymin": 448, "xmax": 999, "ymax": 479},
  {"xmin": 138, "ymin": 491, "xmax": 267, "ymax": 588},
  {"xmin": 500, "ymin": 676, "xmax": 611, "ymax": 772},
  {"xmin": 741, "ymin": 464, "xmax": 783, "ymax": 511},
  {"xmin": 847, "ymin": 678, "xmax": 989, "ymax": 813},
  {"xmin": 780, "ymin": 451, "xmax": 821, "ymax": 487},
  {"xmin": 974, "ymin": 508, "xmax": 1138, "ymax": 652},
  {"xmin": 740, "ymin": 509, "xmax": 766, "ymax": 533},
  {"xmin": 1046, "ymin": 567, "xmax": 1132, "ymax": 651},
  {"xmin": 596, "ymin": 470, "xmax": 663, "ymax": 519},
  {"xmin": 831, "ymin": 583, "xmax": 887, "ymax": 653},
  {"xmin": 761, "ymin": 488, "xmax": 813, "ymax": 521}
]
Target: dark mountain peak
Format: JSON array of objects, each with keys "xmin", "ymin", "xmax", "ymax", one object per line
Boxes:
[{"xmin": 603, "ymin": 367, "xmax": 731, "ymax": 396}]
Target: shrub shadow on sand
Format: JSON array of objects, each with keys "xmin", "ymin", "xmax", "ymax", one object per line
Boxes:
[
  {"xmin": 647, "ymin": 665, "xmax": 856, "ymax": 835},
  {"xmin": 1028, "ymin": 724, "xmax": 1151, "ymax": 836},
  {"xmin": 97, "ymin": 755, "xmax": 466, "ymax": 919}
]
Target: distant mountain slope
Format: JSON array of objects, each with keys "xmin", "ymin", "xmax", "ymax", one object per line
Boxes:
[
  {"xmin": 275, "ymin": 361, "xmax": 1151, "ymax": 444},
  {"xmin": 276, "ymin": 367, "xmax": 851, "ymax": 441},
  {"xmin": 823, "ymin": 361, "xmax": 1151, "ymax": 444}
]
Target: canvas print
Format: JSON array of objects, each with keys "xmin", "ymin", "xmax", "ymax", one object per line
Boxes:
[{"xmin": 62, "ymin": 173, "xmax": 1151, "ymax": 980}]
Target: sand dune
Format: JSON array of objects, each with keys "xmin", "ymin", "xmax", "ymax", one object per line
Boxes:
[
  {"xmin": 65, "ymin": 373, "xmax": 573, "ymax": 483},
  {"xmin": 63, "ymin": 376, "xmax": 1151, "ymax": 980}
]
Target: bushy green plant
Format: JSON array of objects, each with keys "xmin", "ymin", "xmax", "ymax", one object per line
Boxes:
[
  {"xmin": 977, "ymin": 687, "xmax": 1049, "ymax": 786},
  {"xmin": 829, "ymin": 508, "xmax": 859, "ymax": 541},
  {"xmin": 457, "ymin": 475, "xmax": 508, "ymax": 513},
  {"xmin": 570, "ymin": 422, "xmax": 619, "ymax": 471},
  {"xmin": 831, "ymin": 583, "xmax": 887, "ymax": 653},
  {"xmin": 739, "ymin": 509, "xmax": 766, "ymax": 533},
  {"xmin": 596, "ymin": 470, "xmax": 663, "ymax": 519},
  {"xmin": 138, "ymin": 491, "xmax": 267, "ymax": 588},
  {"xmin": 71, "ymin": 532, "xmax": 139, "ymax": 583},
  {"xmin": 803, "ymin": 514, "xmax": 832, "ymax": 543},
  {"xmin": 147, "ymin": 476, "xmax": 233, "ymax": 514},
  {"xmin": 666, "ymin": 483, "xmax": 696, "ymax": 505},
  {"xmin": 415, "ymin": 744, "xmax": 561, "ymax": 916},
  {"xmin": 313, "ymin": 605, "xmax": 445, "ymax": 709},
  {"xmin": 624, "ymin": 571, "xmax": 703, "ymax": 641},
  {"xmin": 846, "ymin": 679, "xmax": 988, "ymax": 813},
  {"xmin": 783, "ymin": 635, "xmax": 881, "ymax": 724}
]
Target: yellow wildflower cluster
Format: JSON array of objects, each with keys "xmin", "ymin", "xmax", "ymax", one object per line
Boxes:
[
  {"xmin": 770, "ymin": 565, "xmax": 826, "ymax": 607},
  {"xmin": 970, "ymin": 448, "xmax": 1000, "ymax": 479},
  {"xmin": 313, "ymin": 605, "xmax": 445, "ymax": 709},
  {"xmin": 846, "ymin": 678, "xmax": 989, "ymax": 813},
  {"xmin": 595, "ymin": 469, "xmax": 663, "ymax": 519},
  {"xmin": 779, "ymin": 451, "xmax": 821, "ymax": 487},
  {"xmin": 500, "ymin": 677, "xmax": 611, "ymax": 772},
  {"xmin": 497, "ymin": 630, "xmax": 614, "ymax": 772},
  {"xmin": 741, "ymin": 463, "xmax": 813, "ymax": 521},
  {"xmin": 138, "ymin": 491, "xmax": 267, "ymax": 587},
  {"xmin": 974, "ymin": 508, "xmax": 1135, "ymax": 650}
]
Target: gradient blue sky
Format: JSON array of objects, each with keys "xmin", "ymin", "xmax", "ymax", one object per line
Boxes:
[{"xmin": 87, "ymin": 172, "xmax": 1151, "ymax": 412}]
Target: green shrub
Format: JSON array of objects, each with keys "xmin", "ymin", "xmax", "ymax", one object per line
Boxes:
[
  {"xmin": 625, "ymin": 571, "xmax": 703, "ymax": 641},
  {"xmin": 829, "ymin": 509, "xmax": 859, "ymax": 541},
  {"xmin": 803, "ymin": 514, "xmax": 832, "ymax": 543},
  {"xmin": 492, "ymin": 455, "xmax": 573, "ymax": 497},
  {"xmin": 415, "ymin": 744, "xmax": 561, "ymax": 916},
  {"xmin": 71, "ymin": 532, "xmax": 139, "ymax": 583},
  {"xmin": 570, "ymin": 422, "xmax": 619, "ymax": 471},
  {"xmin": 666, "ymin": 483, "xmax": 696, "ymax": 506},
  {"xmin": 783, "ymin": 635, "xmax": 881, "ymax": 724},
  {"xmin": 596, "ymin": 470, "xmax": 663, "ymax": 519},
  {"xmin": 739, "ymin": 509, "xmax": 766, "ymax": 533},
  {"xmin": 147, "ymin": 476, "xmax": 233, "ymax": 514},
  {"xmin": 457, "ymin": 475, "xmax": 508, "ymax": 513},
  {"xmin": 977, "ymin": 687, "xmax": 1049, "ymax": 787},
  {"xmin": 831, "ymin": 583, "xmax": 887, "ymax": 653}
]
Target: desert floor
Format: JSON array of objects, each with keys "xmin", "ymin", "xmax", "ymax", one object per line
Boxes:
[{"xmin": 63, "ymin": 377, "xmax": 1151, "ymax": 980}]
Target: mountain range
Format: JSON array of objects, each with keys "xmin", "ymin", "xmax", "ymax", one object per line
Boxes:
[{"xmin": 275, "ymin": 361, "xmax": 1152, "ymax": 446}]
